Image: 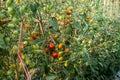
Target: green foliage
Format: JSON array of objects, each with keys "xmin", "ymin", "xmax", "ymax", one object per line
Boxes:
[{"xmin": 0, "ymin": 0, "xmax": 120, "ymax": 80}]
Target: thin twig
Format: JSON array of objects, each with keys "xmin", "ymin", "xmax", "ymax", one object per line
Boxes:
[{"xmin": 17, "ymin": 18, "xmax": 31, "ymax": 80}]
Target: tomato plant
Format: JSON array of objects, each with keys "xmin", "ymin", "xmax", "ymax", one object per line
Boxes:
[{"xmin": 0, "ymin": 0, "xmax": 120, "ymax": 80}]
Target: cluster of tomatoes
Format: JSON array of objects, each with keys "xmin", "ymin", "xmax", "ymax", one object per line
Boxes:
[
  {"xmin": 65, "ymin": 6, "xmax": 73, "ymax": 25},
  {"xmin": 22, "ymin": 23, "xmax": 40, "ymax": 41},
  {"xmin": 45, "ymin": 35, "xmax": 70, "ymax": 62}
]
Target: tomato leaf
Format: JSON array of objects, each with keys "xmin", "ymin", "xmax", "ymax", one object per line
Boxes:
[
  {"xmin": 0, "ymin": 33, "xmax": 6, "ymax": 49},
  {"xmin": 73, "ymin": 21, "xmax": 81, "ymax": 30},
  {"xmin": 46, "ymin": 74, "xmax": 57, "ymax": 80},
  {"xmin": 0, "ymin": 13, "xmax": 6, "ymax": 19},
  {"xmin": 48, "ymin": 17, "xmax": 58, "ymax": 30}
]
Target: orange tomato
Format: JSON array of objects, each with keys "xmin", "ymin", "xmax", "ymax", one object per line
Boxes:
[
  {"xmin": 58, "ymin": 43, "xmax": 64, "ymax": 49},
  {"xmin": 66, "ymin": 10, "xmax": 71, "ymax": 15},
  {"xmin": 54, "ymin": 34, "xmax": 59, "ymax": 39},
  {"xmin": 64, "ymin": 48, "xmax": 70, "ymax": 53},
  {"xmin": 24, "ymin": 23, "xmax": 30, "ymax": 28}
]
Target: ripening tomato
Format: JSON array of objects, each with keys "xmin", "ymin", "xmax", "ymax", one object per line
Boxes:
[
  {"xmin": 58, "ymin": 57, "xmax": 63, "ymax": 61},
  {"xmin": 66, "ymin": 15, "xmax": 70, "ymax": 19},
  {"xmin": 86, "ymin": 16, "xmax": 91, "ymax": 22},
  {"xmin": 58, "ymin": 51, "xmax": 63, "ymax": 57},
  {"xmin": 49, "ymin": 42, "xmax": 55, "ymax": 50},
  {"xmin": 68, "ymin": 6, "xmax": 73, "ymax": 11},
  {"xmin": 43, "ymin": 73, "xmax": 46, "ymax": 79},
  {"xmin": 24, "ymin": 23, "xmax": 30, "ymax": 28},
  {"xmin": 66, "ymin": 10, "xmax": 71, "ymax": 15},
  {"xmin": 54, "ymin": 34, "xmax": 59, "ymax": 40},
  {"xmin": 58, "ymin": 43, "xmax": 64, "ymax": 49},
  {"xmin": 46, "ymin": 48, "xmax": 49, "ymax": 54},
  {"xmin": 52, "ymin": 52, "xmax": 58, "ymax": 58},
  {"xmin": 65, "ymin": 19, "xmax": 70, "ymax": 25},
  {"xmin": 64, "ymin": 48, "xmax": 70, "ymax": 53},
  {"xmin": 31, "ymin": 32, "xmax": 40, "ymax": 38},
  {"xmin": 28, "ymin": 37, "xmax": 36, "ymax": 41},
  {"xmin": 62, "ymin": 39, "xmax": 67, "ymax": 44}
]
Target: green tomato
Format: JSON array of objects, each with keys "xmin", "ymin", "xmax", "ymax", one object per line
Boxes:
[
  {"xmin": 12, "ymin": 45, "xmax": 18, "ymax": 51},
  {"xmin": 7, "ymin": 23, "xmax": 15, "ymax": 28},
  {"xmin": 7, "ymin": 7, "xmax": 15, "ymax": 15},
  {"xmin": 7, "ymin": 69, "xmax": 13, "ymax": 75},
  {"xmin": 6, "ymin": 0, "xmax": 13, "ymax": 7},
  {"xmin": 12, "ymin": 17, "xmax": 18, "ymax": 23},
  {"xmin": 20, "ymin": 6, "xmax": 26, "ymax": 13},
  {"xmin": 13, "ymin": 30, "xmax": 19, "ymax": 35},
  {"xmin": 5, "ymin": 37, "xmax": 10, "ymax": 43}
]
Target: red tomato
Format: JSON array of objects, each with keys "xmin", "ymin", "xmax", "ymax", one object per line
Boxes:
[
  {"xmin": 52, "ymin": 52, "xmax": 58, "ymax": 58},
  {"xmin": 66, "ymin": 10, "xmax": 71, "ymax": 15},
  {"xmin": 49, "ymin": 43, "xmax": 55, "ymax": 50},
  {"xmin": 46, "ymin": 48, "xmax": 49, "ymax": 54}
]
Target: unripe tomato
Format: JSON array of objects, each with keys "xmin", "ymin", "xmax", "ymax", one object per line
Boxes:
[
  {"xmin": 64, "ymin": 61, "xmax": 68, "ymax": 67},
  {"xmin": 46, "ymin": 48, "xmax": 49, "ymax": 54},
  {"xmin": 66, "ymin": 10, "xmax": 71, "ymax": 15},
  {"xmin": 23, "ymin": 41, "xmax": 28, "ymax": 45},
  {"xmin": 88, "ymin": 39, "xmax": 92, "ymax": 44},
  {"xmin": 7, "ymin": 69, "xmax": 12, "ymax": 75},
  {"xmin": 85, "ymin": 62, "xmax": 89, "ymax": 66},
  {"xmin": 22, "ymin": 54, "xmax": 25, "ymax": 60},
  {"xmin": 5, "ymin": 37, "xmax": 10, "ymax": 43},
  {"xmin": 52, "ymin": 52, "xmax": 58, "ymax": 58},
  {"xmin": 26, "ymin": 59, "xmax": 29, "ymax": 65},
  {"xmin": 64, "ymin": 48, "xmax": 70, "ymax": 53},
  {"xmin": 7, "ymin": 7, "xmax": 15, "ymax": 15},
  {"xmin": 58, "ymin": 51, "xmax": 63, "ymax": 57},
  {"xmin": 13, "ymin": 30, "xmax": 18, "ymax": 35},
  {"xmin": 6, "ymin": 0, "xmax": 13, "ymax": 7},
  {"xmin": 9, "ymin": 64, "xmax": 16, "ymax": 69},
  {"xmin": 20, "ymin": 6, "xmax": 26, "ymax": 13},
  {"xmin": 49, "ymin": 43, "xmax": 55, "ymax": 50},
  {"xmin": 12, "ymin": 45, "xmax": 18, "ymax": 51},
  {"xmin": 58, "ymin": 57, "xmax": 63, "ymax": 61},
  {"xmin": 7, "ymin": 23, "xmax": 15, "ymax": 28},
  {"xmin": 58, "ymin": 43, "xmax": 64, "ymax": 49},
  {"xmin": 12, "ymin": 17, "xmax": 18, "ymax": 23}
]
